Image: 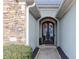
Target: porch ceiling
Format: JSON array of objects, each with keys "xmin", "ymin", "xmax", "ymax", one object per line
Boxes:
[
  {"xmin": 17, "ymin": 0, "xmax": 75, "ymax": 20},
  {"xmin": 35, "ymin": 0, "xmax": 62, "ymax": 5},
  {"xmin": 35, "ymin": 0, "xmax": 62, "ymax": 8},
  {"xmin": 35, "ymin": 0, "xmax": 75, "ymax": 20}
]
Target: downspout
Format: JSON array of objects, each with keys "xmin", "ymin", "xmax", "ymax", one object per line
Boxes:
[{"xmin": 26, "ymin": 3, "xmax": 35, "ymax": 45}]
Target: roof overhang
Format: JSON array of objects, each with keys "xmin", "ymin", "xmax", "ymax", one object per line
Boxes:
[
  {"xmin": 29, "ymin": 5, "xmax": 41, "ymax": 20},
  {"xmin": 16, "ymin": 0, "xmax": 41, "ymax": 19},
  {"xmin": 56, "ymin": 0, "xmax": 76, "ymax": 19}
]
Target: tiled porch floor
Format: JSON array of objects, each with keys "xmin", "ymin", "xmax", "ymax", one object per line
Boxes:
[{"xmin": 37, "ymin": 45, "xmax": 61, "ymax": 59}]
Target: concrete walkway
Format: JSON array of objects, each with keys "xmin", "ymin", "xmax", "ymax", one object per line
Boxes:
[{"xmin": 37, "ymin": 45, "xmax": 61, "ymax": 59}]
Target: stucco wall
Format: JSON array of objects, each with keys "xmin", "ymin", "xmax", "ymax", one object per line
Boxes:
[
  {"xmin": 3, "ymin": 0, "xmax": 26, "ymax": 44},
  {"xmin": 40, "ymin": 9, "xmax": 58, "ymax": 18},
  {"xmin": 59, "ymin": 4, "xmax": 76, "ymax": 59},
  {"xmin": 29, "ymin": 12, "xmax": 38, "ymax": 50}
]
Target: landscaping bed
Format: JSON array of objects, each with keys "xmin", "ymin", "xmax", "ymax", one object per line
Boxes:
[{"xmin": 3, "ymin": 44, "xmax": 32, "ymax": 59}]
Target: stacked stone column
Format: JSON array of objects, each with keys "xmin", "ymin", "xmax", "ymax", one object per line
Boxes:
[{"xmin": 3, "ymin": 0, "xmax": 26, "ymax": 44}]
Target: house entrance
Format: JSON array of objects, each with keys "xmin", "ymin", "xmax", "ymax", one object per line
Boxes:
[{"xmin": 42, "ymin": 21, "xmax": 54, "ymax": 44}]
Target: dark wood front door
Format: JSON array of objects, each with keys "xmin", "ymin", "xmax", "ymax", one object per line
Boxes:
[{"xmin": 42, "ymin": 21, "xmax": 54, "ymax": 44}]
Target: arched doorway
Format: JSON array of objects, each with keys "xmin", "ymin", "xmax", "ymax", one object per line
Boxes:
[
  {"xmin": 42, "ymin": 21, "xmax": 54, "ymax": 44},
  {"xmin": 39, "ymin": 17, "xmax": 57, "ymax": 45}
]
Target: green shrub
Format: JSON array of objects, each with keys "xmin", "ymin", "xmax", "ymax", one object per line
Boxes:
[{"xmin": 3, "ymin": 44, "xmax": 32, "ymax": 59}]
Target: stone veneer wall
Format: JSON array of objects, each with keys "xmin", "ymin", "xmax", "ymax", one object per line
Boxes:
[{"xmin": 3, "ymin": 0, "xmax": 26, "ymax": 44}]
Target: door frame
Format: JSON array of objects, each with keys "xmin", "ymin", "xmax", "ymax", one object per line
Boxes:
[
  {"xmin": 39, "ymin": 17, "xmax": 57, "ymax": 46},
  {"xmin": 42, "ymin": 21, "xmax": 54, "ymax": 44}
]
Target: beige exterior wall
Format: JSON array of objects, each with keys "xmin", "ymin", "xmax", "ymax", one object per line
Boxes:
[{"xmin": 3, "ymin": 0, "xmax": 26, "ymax": 44}]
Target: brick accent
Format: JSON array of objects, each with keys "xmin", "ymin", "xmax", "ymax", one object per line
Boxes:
[{"xmin": 3, "ymin": 0, "xmax": 26, "ymax": 44}]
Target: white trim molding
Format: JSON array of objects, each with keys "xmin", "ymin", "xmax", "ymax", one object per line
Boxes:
[{"xmin": 26, "ymin": 3, "xmax": 35, "ymax": 45}]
